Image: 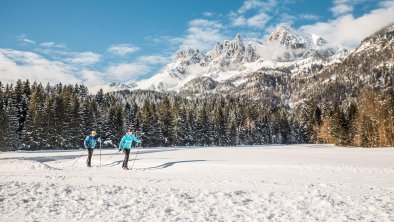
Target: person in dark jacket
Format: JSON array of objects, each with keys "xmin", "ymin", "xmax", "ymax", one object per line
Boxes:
[
  {"xmin": 84, "ymin": 130, "xmax": 101, "ymax": 167},
  {"xmin": 118, "ymin": 130, "xmax": 141, "ymax": 170}
]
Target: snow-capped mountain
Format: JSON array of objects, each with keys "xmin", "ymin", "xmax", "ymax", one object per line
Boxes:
[
  {"xmin": 111, "ymin": 25, "xmax": 347, "ymax": 93},
  {"xmin": 135, "ymin": 48, "xmax": 210, "ymax": 91},
  {"xmin": 209, "ymin": 33, "xmax": 259, "ymax": 70},
  {"xmin": 289, "ymin": 23, "xmax": 394, "ymax": 105},
  {"xmin": 263, "ymin": 25, "xmax": 343, "ymax": 60}
]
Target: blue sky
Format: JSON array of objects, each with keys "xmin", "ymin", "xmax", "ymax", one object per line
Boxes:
[{"xmin": 1, "ymin": 0, "xmax": 393, "ymax": 92}]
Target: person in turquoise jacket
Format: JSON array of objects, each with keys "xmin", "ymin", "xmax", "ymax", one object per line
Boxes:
[
  {"xmin": 84, "ymin": 130, "xmax": 101, "ymax": 167},
  {"xmin": 118, "ymin": 130, "xmax": 141, "ymax": 170}
]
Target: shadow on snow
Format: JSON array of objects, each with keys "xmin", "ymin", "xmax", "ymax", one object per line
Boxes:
[{"xmin": 136, "ymin": 160, "xmax": 207, "ymax": 170}]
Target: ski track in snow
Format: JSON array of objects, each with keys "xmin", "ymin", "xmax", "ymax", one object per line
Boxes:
[{"xmin": 0, "ymin": 145, "xmax": 393, "ymax": 222}]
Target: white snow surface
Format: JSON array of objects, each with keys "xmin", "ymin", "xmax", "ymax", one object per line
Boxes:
[{"xmin": 1, "ymin": 144, "xmax": 393, "ymax": 221}]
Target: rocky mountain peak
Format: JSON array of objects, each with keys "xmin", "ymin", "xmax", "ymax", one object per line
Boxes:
[
  {"xmin": 268, "ymin": 25, "xmax": 314, "ymax": 49},
  {"xmin": 207, "ymin": 33, "xmax": 258, "ymax": 70},
  {"xmin": 175, "ymin": 48, "xmax": 202, "ymax": 60},
  {"xmin": 353, "ymin": 23, "xmax": 394, "ymax": 57},
  {"xmin": 114, "ymin": 24, "xmax": 348, "ymax": 92},
  {"xmin": 359, "ymin": 23, "xmax": 394, "ymax": 47},
  {"xmin": 224, "ymin": 33, "xmax": 245, "ymax": 48}
]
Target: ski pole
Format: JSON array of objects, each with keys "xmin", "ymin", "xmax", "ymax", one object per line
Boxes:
[
  {"xmin": 72, "ymin": 149, "xmax": 85, "ymax": 167},
  {"xmin": 130, "ymin": 141, "xmax": 141, "ymax": 171},
  {"xmin": 99, "ymin": 140, "xmax": 102, "ymax": 168},
  {"xmin": 101, "ymin": 148, "xmax": 117, "ymax": 166}
]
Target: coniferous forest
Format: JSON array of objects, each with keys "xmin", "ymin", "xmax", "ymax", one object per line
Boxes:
[{"xmin": 0, "ymin": 79, "xmax": 393, "ymax": 151}]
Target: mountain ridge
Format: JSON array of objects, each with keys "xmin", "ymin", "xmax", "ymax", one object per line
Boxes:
[
  {"xmin": 110, "ymin": 25, "xmax": 346, "ymax": 92},
  {"xmin": 110, "ymin": 23, "xmax": 393, "ymax": 110}
]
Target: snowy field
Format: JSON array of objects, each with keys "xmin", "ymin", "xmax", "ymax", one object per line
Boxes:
[{"xmin": 0, "ymin": 144, "xmax": 393, "ymax": 222}]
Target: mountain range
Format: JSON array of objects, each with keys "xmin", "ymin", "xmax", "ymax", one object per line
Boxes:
[{"xmin": 111, "ymin": 23, "xmax": 393, "ymax": 106}]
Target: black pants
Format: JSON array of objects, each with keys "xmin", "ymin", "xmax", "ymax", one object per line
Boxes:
[
  {"xmin": 86, "ymin": 148, "xmax": 94, "ymax": 167},
  {"xmin": 122, "ymin": 149, "xmax": 131, "ymax": 168}
]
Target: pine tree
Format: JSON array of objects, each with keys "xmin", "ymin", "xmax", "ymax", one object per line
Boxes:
[
  {"xmin": 213, "ymin": 105, "xmax": 227, "ymax": 146},
  {"xmin": 81, "ymin": 97, "xmax": 94, "ymax": 135},
  {"xmin": 96, "ymin": 89, "xmax": 104, "ymax": 106},
  {"xmin": 140, "ymin": 99, "xmax": 152, "ymax": 146},
  {"xmin": 78, "ymin": 85, "xmax": 89, "ymax": 100},
  {"xmin": 185, "ymin": 106, "xmax": 196, "ymax": 146},
  {"xmin": 0, "ymin": 83, "xmax": 13, "ymax": 151},
  {"xmin": 297, "ymin": 100, "xmax": 322, "ymax": 143},
  {"xmin": 345, "ymin": 102, "xmax": 358, "ymax": 145},
  {"xmin": 329, "ymin": 103, "xmax": 347, "ymax": 146},
  {"xmin": 69, "ymin": 94, "xmax": 81, "ymax": 148},
  {"xmin": 196, "ymin": 103, "xmax": 210, "ymax": 146},
  {"xmin": 107, "ymin": 102, "xmax": 124, "ymax": 146},
  {"xmin": 171, "ymin": 98, "xmax": 185, "ymax": 146},
  {"xmin": 23, "ymin": 85, "xmax": 45, "ymax": 149},
  {"xmin": 61, "ymin": 88, "xmax": 73, "ymax": 148},
  {"xmin": 124, "ymin": 102, "xmax": 134, "ymax": 131},
  {"xmin": 269, "ymin": 109, "xmax": 289, "ymax": 144},
  {"xmin": 357, "ymin": 114, "xmax": 378, "ymax": 147},
  {"xmin": 23, "ymin": 79, "xmax": 32, "ymax": 99},
  {"xmin": 148, "ymin": 102, "xmax": 162, "ymax": 147},
  {"xmin": 53, "ymin": 93, "xmax": 65, "ymax": 148},
  {"xmin": 94, "ymin": 91, "xmax": 105, "ymax": 135},
  {"xmin": 158, "ymin": 96, "xmax": 173, "ymax": 146},
  {"xmin": 42, "ymin": 93, "xmax": 55, "ymax": 149},
  {"xmin": 12, "ymin": 80, "xmax": 29, "ymax": 147},
  {"xmin": 256, "ymin": 107, "xmax": 271, "ymax": 144},
  {"xmin": 227, "ymin": 115, "xmax": 237, "ymax": 146},
  {"xmin": 6, "ymin": 102, "xmax": 19, "ymax": 149}
]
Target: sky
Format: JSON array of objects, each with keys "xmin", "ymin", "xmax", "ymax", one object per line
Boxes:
[{"xmin": 0, "ymin": 0, "xmax": 393, "ymax": 92}]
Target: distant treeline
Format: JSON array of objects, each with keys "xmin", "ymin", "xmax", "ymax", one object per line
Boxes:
[{"xmin": 0, "ymin": 79, "xmax": 393, "ymax": 150}]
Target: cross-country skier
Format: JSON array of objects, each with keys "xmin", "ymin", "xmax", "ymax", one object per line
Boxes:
[
  {"xmin": 118, "ymin": 130, "xmax": 141, "ymax": 170},
  {"xmin": 84, "ymin": 130, "xmax": 101, "ymax": 167}
]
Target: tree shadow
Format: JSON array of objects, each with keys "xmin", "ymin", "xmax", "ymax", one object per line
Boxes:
[
  {"xmin": 137, "ymin": 160, "xmax": 207, "ymax": 170},
  {"xmin": 103, "ymin": 159, "xmax": 144, "ymax": 167},
  {"xmin": 0, "ymin": 148, "xmax": 181, "ymax": 163}
]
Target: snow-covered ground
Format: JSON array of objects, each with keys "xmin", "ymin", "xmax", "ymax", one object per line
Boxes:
[{"xmin": 1, "ymin": 144, "xmax": 393, "ymax": 221}]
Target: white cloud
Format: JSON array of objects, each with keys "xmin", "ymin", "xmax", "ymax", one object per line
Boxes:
[
  {"xmin": 67, "ymin": 52, "xmax": 101, "ymax": 65},
  {"xmin": 278, "ymin": 13, "xmax": 297, "ymax": 25},
  {"xmin": 232, "ymin": 16, "xmax": 247, "ymax": 26},
  {"xmin": 178, "ymin": 19, "xmax": 227, "ymax": 51},
  {"xmin": 40, "ymin": 42, "xmax": 67, "ymax": 48},
  {"xmin": 17, "ymin": 34, "xmax": 35, "ymax": 45},
  {"xmin": 331, "ymin": 3, "xmax": 353, "ymax": 16},
  {"xmin": 239, "ymin": 0, "xmax": 279, "ymax": 14},
  {"xmin": 202, "ymin": 12, "xmax": 214, "ymax": 17},
  {"xmin": 301, "ymin": 2, "xmax": 394, "ymax": 48},
  {"xmin": 107, "ymin": 44, "xmax": 140, "ymax": 56},
  {"xmin": 40, "ymin": 42, "xmax": 55, "ymax": 47},
  {"xmin": 231, "ymin": 0, "xmax": 277, "ymax": 29},
  {"xmin": 247, "ymin": 13, "xmax": 271, "ymax": 28},
  {"xmin": 330, "ymin": 0, "xmax": 378, "ymax": 17},
  {"xmin": 189, "ymin": 19, "xmax": 223, "ymax": 30},
  {"xmin": 137, "ymin": 55, "xmax": 170, "ymax": 65},
  {"xmin": 0, "ymin": 48, "xmax": 136, "ymax": 92},
  {"xmin": 238, "ymin": 0, "xmax": 266, "ymax": 14},
  {"xmin": 0, "ymin": 48, "xmax": 80, "ymax": 85},
  {"xmin": 299, "ymin": 14, "xmax": 320, "ymax": 21},
  {"xmin": 106, "ymin": 63, "xmax": 150, "ymax": 81},
  {"xmin": 79, "ymin": 70, "xmax": 111, "ymax": 93}
]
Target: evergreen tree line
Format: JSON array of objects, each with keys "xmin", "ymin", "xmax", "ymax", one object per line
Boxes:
[
  {"xmin": 1, "ymin": 80, "xmax": 393, "ymax": 150},
  {"xmin": 298, "ymin": 88, "xmax": 394, "ymax": 147}
]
